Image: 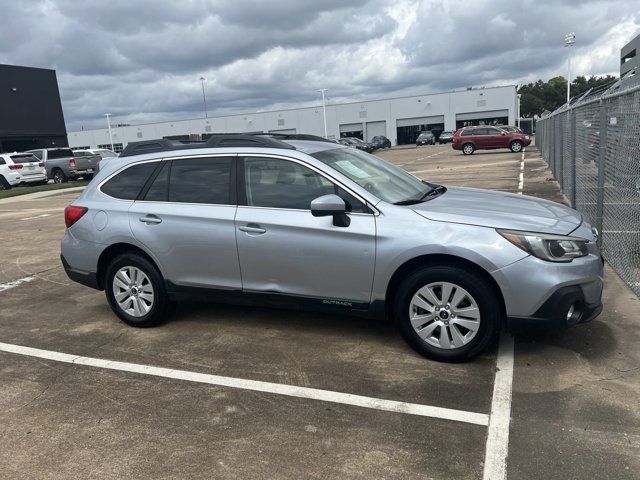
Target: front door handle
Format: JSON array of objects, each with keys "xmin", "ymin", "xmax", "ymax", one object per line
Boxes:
[
  {"xmin": 239, "ymin": 224, "xmax": 266, "ymax": 234},
  {"xmin": 139, "ymin": 214, "xmax": 162, "ymax": 225}
]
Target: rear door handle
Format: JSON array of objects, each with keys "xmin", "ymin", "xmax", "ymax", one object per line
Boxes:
[
  {"xmin": 139, "ymin": 214, "xmax": 162, "ymax": 225},
  {"xmin": 239, "ymin": 224, "xmax": 266, "ymax": 234}
]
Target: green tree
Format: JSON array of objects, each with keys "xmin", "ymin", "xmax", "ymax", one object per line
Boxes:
[{"xmin": 517, "ymin": 75, "xmax": 617, "ymax": 117}]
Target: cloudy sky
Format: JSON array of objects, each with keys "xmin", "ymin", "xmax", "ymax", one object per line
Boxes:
[{"xmin": 1, "ymin": 0, "xmax": 638, "ymax": 131}]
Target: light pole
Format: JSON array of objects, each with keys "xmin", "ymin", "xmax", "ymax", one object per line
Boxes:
[
  {"xmin": 318, "ymin": 88, "xmax": 328, "ymax": 138},
  {"xmin": 199, "ymin": 76, "xmax": 208, "ymax": 118},
  {"xmin": 564, "ymin": 32, "xmax": 575, "ymax": 104},
  {"xmin": 517, "ymin": 93, "xmax": 521, "ymax": 129},
  {"xmin": 104, "ymin": 113, "xmax": 114, "ymax": 151}
]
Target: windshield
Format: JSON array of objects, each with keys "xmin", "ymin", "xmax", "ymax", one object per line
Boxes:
[
  {"xmin": 348, "ymin": 137, "xmax": 365, "ymax": 144},
  {"xmin": 311, "ymin": 147, "xmax": 428, "ymax": 204},
  {"xmin": 96, "ymin": 149, "xmax": 117, "ymax": 157},
  {"xmin": 418, "ymin": 132, "xmax": 431, "ymax": 138}
]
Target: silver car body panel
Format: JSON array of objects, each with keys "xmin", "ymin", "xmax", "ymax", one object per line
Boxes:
[{"xmin": 61, "ymin": 143, "xmax": 604, "ymax": 320}]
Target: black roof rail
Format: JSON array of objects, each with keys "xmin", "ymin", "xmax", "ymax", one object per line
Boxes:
[
  {"xmin": 119, "ymin": 134, "xmax": 296, "ymax": 157},
  {"xmin": 254, "ymin": 133, "xmax": 336, "ymax": 143}
]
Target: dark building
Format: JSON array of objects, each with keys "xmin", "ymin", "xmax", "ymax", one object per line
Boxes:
[
  {"xmin": 620, "ymin": 33, "xmax": 639, "ymax": 78},
  {"xmin": 0, "ymin": 64, "xmax": 68, "ymax": 153}
]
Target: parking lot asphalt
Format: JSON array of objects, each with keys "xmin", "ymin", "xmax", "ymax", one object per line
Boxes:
[{"xmin": 1, "ymin": 144, "xmax": 638, "ymax": 479}]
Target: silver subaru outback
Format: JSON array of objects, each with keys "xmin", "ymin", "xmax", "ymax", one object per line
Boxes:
[{"xmin": 61, "ymin": 134, "xmax": 603, "ymax": 362}]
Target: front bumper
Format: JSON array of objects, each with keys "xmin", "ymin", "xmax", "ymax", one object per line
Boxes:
[{"xmin": 507, "ymin": 284, "xmax": 603, "ymax": 330}]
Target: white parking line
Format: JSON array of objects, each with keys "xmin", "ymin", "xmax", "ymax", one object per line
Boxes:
[
  {"xmin": 20, "ymin": 213, "xmax": 51, "ymax": 221},
  {"xmin": 482, "ymin": 334, "xmax": 515, "ymax": 480},
  {"xmin": 0, "ymin": 276, "xmax": 35, "ymax": 293},
  {"xmin": 0, "ymin": 341, "xmax": 490, "ymax": 426},
  {"xmin": 518, "ymin": 149, "xmax": 525, "ymax": 194}
]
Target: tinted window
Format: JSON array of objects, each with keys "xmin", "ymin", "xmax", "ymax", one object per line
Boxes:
[
  {"xmin": 244, "ymin": 157, "xmax": 334, "ymax": 210},
  {"xmin": 48, "ymin": 149, "xmax": 74, "ymax": 159},
  {"xmin": 486, "ymin": 128, "xmax": 503, "ymax": 135},
  {"xmin": 0, "ymin": 158, "xmax": 5, "ymax": 165},
  {"xmin": 169, "ymin": 157, "xmax": 232, "ymax": 204},
  {"xmin": 101, "ymin": 162, "xmax": 158, "ymax": 200},
  {"xmin": 143, "ymin": 161, "xmax": 169, "ymax": 201},
  {"xmin": 31, "ymin": 151, "xmax": 43, "ymax": 160},
  {"xmin": 460, "ymin": 129, "xmax": 474, "ymax": 136},
  {"xmin": 10, "ymin": 154, "xmax": 38, "ymax": 163}
]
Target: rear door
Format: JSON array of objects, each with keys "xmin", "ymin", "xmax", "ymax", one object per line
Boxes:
[
  {"xmin": 128, "ymin": 155, "xmax": 241, "ymax": 290},
  {"xmin": 485, "ymin": 127, "xmax": 506, "ymax": 148}
]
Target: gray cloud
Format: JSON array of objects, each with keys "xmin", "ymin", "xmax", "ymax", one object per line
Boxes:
[{"xmin": 0, "ymin": 0, "xmax": 637, "ymax": 130}]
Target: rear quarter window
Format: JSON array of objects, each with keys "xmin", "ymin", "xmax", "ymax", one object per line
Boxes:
[
  {"xmin": 101, "ymin": 162, "xmax": 158, "ymax": 200},
  {"xmin": 48, "ymin": 149, "xmax": 74, "ymax": 159}
]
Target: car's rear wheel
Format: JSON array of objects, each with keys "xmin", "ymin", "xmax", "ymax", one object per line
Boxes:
[
  {"xmin": 510, "ymin": 140, "xmax": 523, "ymax": 153},
  {"xmin": 393, "ymin": 265, "xmax": 501, "ymax": 362},
  {"xmin": 462, "ymin": 143, "xmax": 475, "ymax": 155},
  {"xmin": 105, "ymin": 253, "xmax": 171, "ymax": 327},
  {"xmin": 53, "ymin": 169, "xmax": 68, "ymax": 184},
  {"xmin": 0, "ymin": 176, "xmax": 11, "ymax": 190}
]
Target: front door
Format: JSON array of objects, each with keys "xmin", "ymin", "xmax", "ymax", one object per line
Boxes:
[
  {"xmin": 234, "ymin": 156, "xmax": 376, "ymax": 305},
  {"xmin": 129, "ymin": 156, "xmax": 242, "ymax": 290}
]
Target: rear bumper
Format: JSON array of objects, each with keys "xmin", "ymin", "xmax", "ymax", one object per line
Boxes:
[
  {"xmin": 507, "ymin": 284, "xmax": 602, "ymax": 330},
  {"xmin": 61, "ymin": 254, "xmax": 101, "ymax": 290}
]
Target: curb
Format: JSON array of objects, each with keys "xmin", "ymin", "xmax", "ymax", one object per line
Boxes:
[{"xmin": 0, "ymin": 186, "xmax": 85, "ymax": 205}]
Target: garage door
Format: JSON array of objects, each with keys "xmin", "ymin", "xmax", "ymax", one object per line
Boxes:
[
  {"xmin": 365, "ymin": 121, "xmax": 386, "ymax": 141},
  {"xmin": 455, "ymin": 110, "xmax": 509, "ymax": 128},
  {"xmin": 339, "ymin": 123, "xmax": 364, "ymax": 139},
  {"xmin": 396, "ymin": 116, "xmax": 445, "ymax": 145}
]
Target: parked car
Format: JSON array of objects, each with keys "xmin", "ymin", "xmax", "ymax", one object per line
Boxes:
[
  {"xmin": 0, "ymin": 152, "xmax": 47, "ymax": 190},
  {"xmin": 61, "ymin": 134, "xmax": 603, "ymax": 362},
  {"xmin": 452, "ymin": 126, "xmax": 531, "ymax": 155},
  {"xmin": 438, "ymin": 131, "xmax": 454, "ymax": 144},
  {"xmin": 74, "ymin": 148, "xmax": 119, "ymax": 173},
  {"xmin": 339, "ymin": 137, "xmax": 375, "ymax": 153},
  {"xmin": 416, "ymin": 131, "xmax": 435, "ymax": 146},
  {"xmin": 371, "ymin": 135, "xmax": 392, "ymax": 149},
  {"xmin": 73, "ymin": 150, "xmax": 103, "ymax": 175},
  {"xmin": 27, "ymin": 148, "xmax": 101, "ymax": 183}
]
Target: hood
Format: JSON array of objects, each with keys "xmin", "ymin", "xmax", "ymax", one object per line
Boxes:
[{"xmin": 411, "ymin": 186, "xmax": 582, "ymax": 235}]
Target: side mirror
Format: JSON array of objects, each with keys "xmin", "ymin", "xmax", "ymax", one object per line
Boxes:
[{"xmin": 311, "ymin": 194, "xmax": 350, "ymax": 227}]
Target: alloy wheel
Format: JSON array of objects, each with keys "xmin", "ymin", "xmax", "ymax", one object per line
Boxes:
[
  {"xmin": 463, "ymin": 144, "xmax": 473, "ymax": 154},
  {"xmin": 112, "ymin": 266, "xmax": 154, "ymax": 317},
  {"xmin": 409, "ymin": 281, "xmax": 481, "ymax": 350}
]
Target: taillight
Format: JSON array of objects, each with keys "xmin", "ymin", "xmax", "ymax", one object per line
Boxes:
[
  {"xmin": 69, "ymin": 158, "xmax": 76, "ymax": 168},
  {"xmin": 65, "ymin": 205, "xmax": 88, "ymax": 228},
  {"xmin": 38, "ymin": 162, "xmax": 44, "ymax": 167},
  {"xmin": 8, "ymin": 164, "xmax": 23, "ymax": 170}
]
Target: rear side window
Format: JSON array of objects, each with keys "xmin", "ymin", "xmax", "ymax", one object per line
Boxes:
[
  {"xmin": 168, "ymin": 157, "xmax": 232, "ymax": 204},
  {"xmin": 460, "ymin": 130, "xmax": 474, "ymax": 136},
  {"xmin": 48, "ymin": 149, "xmax": 74, "ymax": 159},
  {"xmin": 0, "ymin": 158, "xmax": 5, "ymax": 165},
  {"xmin": 101, "ymin": 162, "xmax": 158, "ymax": 200}
]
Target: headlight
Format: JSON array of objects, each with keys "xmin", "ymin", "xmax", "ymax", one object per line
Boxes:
[{"xmin": 498, "ymin": 229, "xmax": 589, "ymax": 262}]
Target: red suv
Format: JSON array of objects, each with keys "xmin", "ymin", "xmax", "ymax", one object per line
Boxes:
[{"xmin": 452, "ymin": 126, "xmax": 531, "ymax": 155}]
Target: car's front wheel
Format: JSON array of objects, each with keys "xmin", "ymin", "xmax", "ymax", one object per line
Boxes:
[
  {"xmin": 510, "ymin": 140, "xmax": 523, "ymax": 153},
  {"xmin": 393, "ymin": 265, "xmax": 501, "ymax": 362},
  {"xmin": 462, "ymin": 143, "xmax": 475, "ymax": 155},
  {"xmin": 105, "ymin": 253, "xmax": 171, "ymax": 327}
]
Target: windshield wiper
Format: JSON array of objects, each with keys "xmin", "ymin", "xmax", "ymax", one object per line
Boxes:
[
  {"xmin": 393, "ymin": 184, "xmax": 446, "ymax": 205},
  {"xmin": 420, "ymin": 184, "xmax": 447, "ymax": 200}
]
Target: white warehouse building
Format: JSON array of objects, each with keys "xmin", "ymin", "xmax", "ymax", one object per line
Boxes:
[{"xmin": 68, "ymin": 85, "xmax": 518, "ymax": 152}]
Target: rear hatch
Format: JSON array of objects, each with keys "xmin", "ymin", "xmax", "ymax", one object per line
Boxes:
[{"xmin": 10, "ymin": 153, "xmax": 43, "ymax": 176}]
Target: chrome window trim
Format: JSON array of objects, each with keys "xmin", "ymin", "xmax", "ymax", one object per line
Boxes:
[
  {"xmin": 97, "ymin": 151, "xmax": 379, "ymax": 215},
  {"xmin": 239, "ymin": 153, "xmax": 379, "ymax": 216}
]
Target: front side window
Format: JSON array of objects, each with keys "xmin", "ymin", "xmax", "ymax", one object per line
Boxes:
[
  {"xmin": 311, "ymin": 147, "xmax": 426, "ymax": 204},
  {"xmin": 101, "ymin": 162, "xmax": 158, "ymax": 200}
]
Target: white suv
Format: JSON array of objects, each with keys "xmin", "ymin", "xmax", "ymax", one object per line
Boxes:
[{"xmin": 0, "ymin": 152, "xmax": 47, "ymax": 190}]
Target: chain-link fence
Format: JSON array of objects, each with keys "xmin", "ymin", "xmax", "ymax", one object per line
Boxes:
[{"xmin": 537, "ymin": 71, "xmax": 640, "ymax": 296}]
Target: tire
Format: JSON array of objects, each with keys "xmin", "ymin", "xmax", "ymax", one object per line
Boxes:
[
  {"xmin": 462, "ymin": 143, "xmax": 475, "ymax": 155},
  {"xmin": 105, "ymin": 253, "xmax": 171, "ymax": 328},
  {"xmin": 510, "ymin": 140, "xmax": 523, "ymax": 153},
  {"xmin": 0, "ymin": 176, "xmax": 11, "ymax": 190},
  {"xmin": 393, "ymin": 265, "xmax": 501, "ymax": 362},
  {"xmin": 52, "ymin": 169, "xmax": 68, "ymax": 184}
]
